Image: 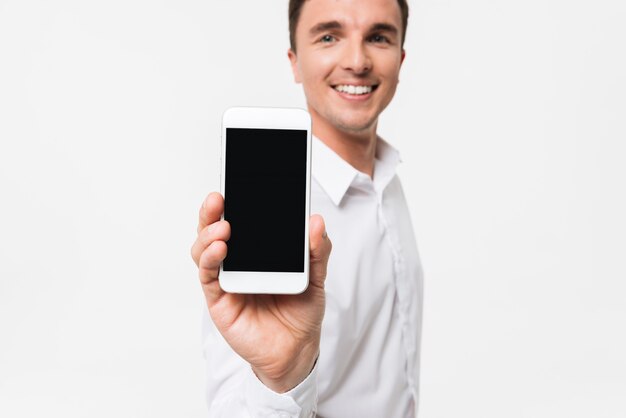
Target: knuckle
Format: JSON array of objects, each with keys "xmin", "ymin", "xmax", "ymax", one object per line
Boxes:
[
  {"xmin": 190, "ymin": 243, "xmax": 197, "ymax": 261},
  {"xmin": 201, "ymin": 223, "xmax": 217, "ymax": 246},
  {"xmin": 200, "ymin": 240, "xmax": 226, "ymax": 268},
  {"xmin": 199, "ymin": 248, "xmax": 212, "ymax": 269}
]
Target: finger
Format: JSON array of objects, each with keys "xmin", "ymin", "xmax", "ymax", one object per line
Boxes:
[
  {"xmin": 191, "ymin": 220, "xmax": 231, "ymax": 266},
  {"xmin": 198, "ymin": 192, "xmax": 224, "ymax": 234},
  {"xmin": 198, "ymin": 240, "xmax": 228, "ymax": 306},
  {"xmin": 309, "ymin": 214, "xmax": 332, "ymax": 289}
]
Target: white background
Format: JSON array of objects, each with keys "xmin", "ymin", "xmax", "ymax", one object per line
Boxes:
[{"xmin": 1, "ymin": 0, "xmax": 625, "ymax": 417}]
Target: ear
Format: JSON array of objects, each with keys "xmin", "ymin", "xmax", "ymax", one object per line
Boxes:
[
  {"xmin": 287, "ymin": 48, "xmax": 302, "ymax": 84},
  {"xmin": 400, "ymin": 49, "xmax": 406, "ymax": 66}
]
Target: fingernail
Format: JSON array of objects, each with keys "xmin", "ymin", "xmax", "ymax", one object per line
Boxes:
[{"xmin": 322, "ymin": 230, "xmax": 327, "ymax": 239}]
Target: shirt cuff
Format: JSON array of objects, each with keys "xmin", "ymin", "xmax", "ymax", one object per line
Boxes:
[{"xmin": 243, "ymin": 360, "xmax": 319, "ymax": 418}]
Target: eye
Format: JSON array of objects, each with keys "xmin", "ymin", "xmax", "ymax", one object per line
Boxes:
[
  {"xmin": 369, "ymin": 34, "xmax": 389, "ymax": 43},
  {"xmin": 319, "ymin": 34, "xmax": 336, "ymax": 43}
]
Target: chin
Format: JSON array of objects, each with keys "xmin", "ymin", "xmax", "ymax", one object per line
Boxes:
[
  {"xmin": 336, "ymin": 119, "xmax": 377, "ymax": 134},
  {"xmin": 329, "ymin": 112, "xmax": 378, "ymax": 133}
]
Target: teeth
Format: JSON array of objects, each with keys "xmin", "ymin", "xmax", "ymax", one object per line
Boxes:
[{"xmin": 334, "ymin": 85, "xmax": 373, "ymax": 95}]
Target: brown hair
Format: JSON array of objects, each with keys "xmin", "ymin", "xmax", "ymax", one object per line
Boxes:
[{"xmin": 288, "ymin": 0, "xmax": 409, "ymax": 52}]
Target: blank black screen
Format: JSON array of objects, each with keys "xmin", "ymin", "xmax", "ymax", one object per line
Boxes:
[{"xmin": 223, "ymin": 128, "xmax": 307, "ymax": 272}]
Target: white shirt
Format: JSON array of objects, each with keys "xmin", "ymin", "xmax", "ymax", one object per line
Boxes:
[{"xmin": 202, "ymin": 136, "xmax": 424, "ymax": 417}]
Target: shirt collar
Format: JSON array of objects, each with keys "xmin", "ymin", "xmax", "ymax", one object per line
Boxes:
[{"xmin": 312, "ymin": 135, "xmax": 401, "ymax": 206}]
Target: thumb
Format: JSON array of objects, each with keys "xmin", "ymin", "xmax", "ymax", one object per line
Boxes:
[{"xmin": 309, "ymin": 214, "xmax": 332, "ymax": 288}]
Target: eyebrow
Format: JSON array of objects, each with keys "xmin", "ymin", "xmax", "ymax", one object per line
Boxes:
[
  {"xmin": 369, "ymin": 23, "xmax": 398, "ymax": 35},
  {"xmin": 309, "ymin": 21, "xmax": 342, "ymax": 37},
  {"xmin": 308, "ymin": 21, "xmax": 399, "ymax": 37}
]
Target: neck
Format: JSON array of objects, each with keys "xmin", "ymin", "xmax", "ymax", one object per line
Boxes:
[{"xmin": 309, "ymin": 112, "xmax": 378, "ymax": 178}]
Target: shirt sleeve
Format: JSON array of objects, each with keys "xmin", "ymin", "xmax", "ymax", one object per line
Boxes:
[{"xmin": 202, "ymin": 305, "xmax": 319, "ymax": 417}]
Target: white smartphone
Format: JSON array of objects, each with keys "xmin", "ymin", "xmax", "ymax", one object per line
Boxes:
[{"xmin": 219, "ymin": 107, "xmax": 312, "ymax": 294}]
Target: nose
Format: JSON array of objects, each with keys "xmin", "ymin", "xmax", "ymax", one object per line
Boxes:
[{"xmin": 341, "ymin": 39, "xmax": 372, "ymax": 74}]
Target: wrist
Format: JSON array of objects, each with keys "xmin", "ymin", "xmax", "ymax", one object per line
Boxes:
[{"xmin": 252, "ymin": 344, "xmax": 319, "ymax": 393}]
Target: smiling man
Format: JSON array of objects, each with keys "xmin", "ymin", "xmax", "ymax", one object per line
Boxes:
[{"xmin": 191, "ymin": 0, "xmax": 423, "ymax": 417}]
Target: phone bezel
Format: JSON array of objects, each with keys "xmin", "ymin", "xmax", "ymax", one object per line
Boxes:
[{"xmin": 219, "ymin": 107, "xmax": 312, "ymax": 294}]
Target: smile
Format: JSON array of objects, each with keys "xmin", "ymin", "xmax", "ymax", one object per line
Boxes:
[{"xmin": 333, "ymin": 84, "xmax": 378, "ymax": 95}]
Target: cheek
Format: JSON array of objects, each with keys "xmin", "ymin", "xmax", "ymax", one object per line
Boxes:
[
  {"xmin": 299, "ymin": 52, "xmax": 335, "ymax": 85},
  {"xmin": 376, "ymin": 51, "xmax": 403, "ymax": 80}
]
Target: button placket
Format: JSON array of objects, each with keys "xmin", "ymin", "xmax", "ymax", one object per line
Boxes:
[{"xmin": 377, "ymin": 192, "xmax": 417, "ymax": 403}]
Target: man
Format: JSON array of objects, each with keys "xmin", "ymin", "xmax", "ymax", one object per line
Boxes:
[{"xmin": 190, "ymin": 0, "xmax": 423, "ymax": 416}]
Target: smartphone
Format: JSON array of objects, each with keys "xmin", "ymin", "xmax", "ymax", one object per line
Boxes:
[{"xmin": 219, "ymin": 107, "xmax": 312, "ymax": 294}]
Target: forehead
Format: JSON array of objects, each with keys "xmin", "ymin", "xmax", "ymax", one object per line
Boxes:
[{"xmin": 298, "ymin": 0, "xmax": 402, "ymax": 31}]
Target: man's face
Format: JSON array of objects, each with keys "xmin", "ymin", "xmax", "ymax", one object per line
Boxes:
[{"xmin": 288, "ymin": 0, "xmax": 405, "ymax": 135}]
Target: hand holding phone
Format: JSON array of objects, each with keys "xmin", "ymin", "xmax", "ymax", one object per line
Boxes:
[
  {"xmin": 191, "ymin": 192, "xmax": 332, "ymax": 393},
  {"xmin": 190, "ymin": 107, "xmax": 332, "ymax": 392}
]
